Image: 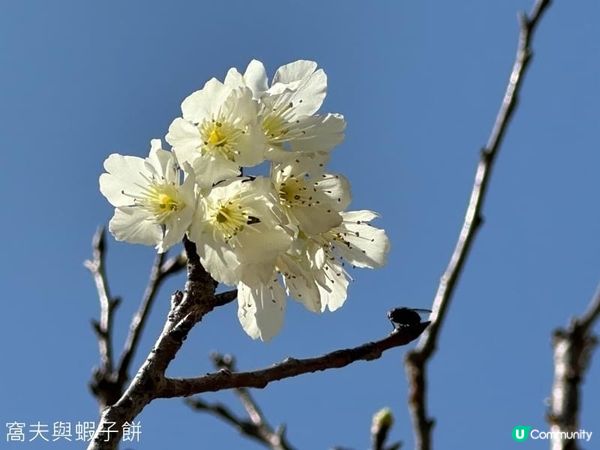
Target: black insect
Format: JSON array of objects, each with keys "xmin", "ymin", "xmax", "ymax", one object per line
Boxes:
[{"xmin": 387, "ymin": 307, "xmax": 431, "ymax": 330}]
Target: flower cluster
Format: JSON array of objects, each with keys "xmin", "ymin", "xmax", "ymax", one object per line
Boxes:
[{"xmin": 100, "ymin": 60, "xmax": 390, "ymax": 340}]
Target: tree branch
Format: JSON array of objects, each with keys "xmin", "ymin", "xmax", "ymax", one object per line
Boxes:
[
  {"xmin": 86, "ymin": 226, "xmax": 188, "ymax": 410},
  {"xmin": 215, "ymin": 289, "xmax": 238, "ymax": 307},
  {"xmin": 85, "ymin": 227, "xmax": 121, "ymax": 409},
  {"xmin": 186, "ymin": 353, "xmax": 295, "ymax": 450},
  {"xmin": 404, "ymin": 1, "xmax": 553, "ymax": 449},
  {"xmin": 85, "ymin": 226, "xmax": 428, "ymax": 450},
  {"xmin": 158, "ymin": 323, "xmax": 429, "ymax": 398},
  {"xmin": 117, "ymin": 251, "xmax": 187, "ymax": 386},
  {"xmin": 548, "ymin": 284, "xmax": 600, "ymax": 450},
  {"xmin": 87, "ymin": 238, "xmax": 218, "ymax": 450}
]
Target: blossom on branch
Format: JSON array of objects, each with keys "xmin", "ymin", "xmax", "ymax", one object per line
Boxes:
[
  {"xmin": 189, "ymin": 177, "xmax": 292, "ymax": 287},
  {"xmin": 98, "ymin": 59, "xmax": 390, "ymax": 341},
  {"xmin": 225, "ymin": 59, "xmax": 346, "ymax": 161},
  {"xmin": 166, "ymin": 79, "xmax": 265, "ymax": 188},
  {"xmin": 272, "ymin": 155, "xmax": 351, "ymax": 235},
  {"xmin": 99, "ymin": 139, "xmax": 196, "ymax": 253}
]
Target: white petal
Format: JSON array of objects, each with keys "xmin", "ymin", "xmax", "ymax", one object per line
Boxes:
[
  {"xmin": 271, "ymin": 62, "xmax": 326, "ymax": 117},
  {"xmin": 196, "ymin": 240, "xmax": 241, "ymax": 286},
  {"xmin": 341, "ymin": 210, "xmax": 379, "ymax": 222},
  {"xmin": 235, "ymin": 225, "xmax": 293, "ymax": 284},
  {"xmin": 314, "ymin": 259, "xmax": 349, "ymax": 312},
  {"xmin": 289, "ymin": 114, "xmax": 346, "ymax": 152},
  {"xmin": 167, "ymin": 118, "xmax": 201, "ymax": 163},
  {"xmin": 237, "ymin": 279, "xmax": 286, "ymax": 341},
  {"xmin": 109, "ymin": 207, "xmax": 163, "ymax": 249},
  {"xmin": 292, "ymin": 205, "xmax": 342, "ymax": 235},
  {"xmin": 314, "ymin": 172, "xmax": 352, "ymax": 212},
  {"xmin": 224, "ymin": 67, "xmax": 244, "ymax": 87},
  {"xmin": 99, "ymin": 154, "xmax": 147, "ymax": 207},
  {"xmin": 194, "ymin": 155, "xmax": 241, "ymax": 188},
  {"xmin": 313, "ymin": 245, "xmax": 326, "ymax": 269},
  {"xmin": 188, "ymin": 199, "xmax": 241, "ymax": 284},
  {"xmin": 181, "ymin": 78, "xmax": 230, "ymax": 123},
  {"xmin": 148, "ymin": 146, "xmax": 178, "ymax": 183},
  {"xmin": 160, "ymin": 178, "xmax": 196, "ymax": 252},
  {"xmin": 273, "ymin": 60, "xmax": 318, "ymax": 85},
  {"xmin": 150, "ymin": 139, "xmax": 162, "ymax": 152},
  {"xmin": 335, "ymin": 211, "xmax": 390, "ymax": 268},
  {"xmin": 243, "ymin": 59, "xmax": 268, "ymax": 98},
  {"xmin": 278, "ymin": 254, "xmax": 322, "ymax": 313}
]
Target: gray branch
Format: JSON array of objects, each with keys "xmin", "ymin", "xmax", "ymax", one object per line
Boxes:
[
  {"xmin": 85, "ymin": 227, "xmax": 121, "ymax": 409},
  {"xmin": 87, "ymin": 237, "xmax": 219, "ymax": 450},
  {"xmin": 548, "ymin": 284, "xmax": 600, "ymax": 450},
  {"xmin": 186, "ymin": 353, "xmax": 295, "ymax": 450},
  {"xmin": 158, "ymin": 323, "xmax": 428, "ymax": 398},
  {"xmin": 404, "ymin": 1, "xmax": 553, "ymax": 449},
  {"xmin": 117, "ymin": 251, "xmax": 187, "ymax": 386},
  {"xmin": 87, "ymin": 229, "xmax": 188, "ymax": 410},
  {"xmin": 86, "ymin": 232, "xmax": 426, "ymax": 450}
]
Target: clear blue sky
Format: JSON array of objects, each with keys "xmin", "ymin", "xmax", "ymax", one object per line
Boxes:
[{"xmin": 1, "ymin": 1, "xmax": 599, "ymax": 449}]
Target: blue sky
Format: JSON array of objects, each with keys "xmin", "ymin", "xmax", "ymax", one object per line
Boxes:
[{"xmin": 1, "ymin": 1, "xmax": 599, "ymax": 449}]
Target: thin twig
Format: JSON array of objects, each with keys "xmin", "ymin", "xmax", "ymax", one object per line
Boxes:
[
  {"xmin": 211, "ymin": 354, "xmax": 266, "ymax": 426},
  {"xmin": 117, "ymin": 251, "xmax": 187, "ymax": 385},
  {"xmin": 185, "ymin": 397, "xmax": 293, "ymax": 450},
  {"xmin": 548, "ymin": 284, "xmax": 600, "ymax": 450},
  {"xmin": 186, "ymin": 353, "xmax": 295, "ymax": 450},
  {"xmin": 577, "ymin": 284, "xmax": 600, "ymax": 333},
  {"xmin": 85, "ymin": 227, "xmax": 121, "ymax": 408},
  {"xmin": 404, "ymin": 1, "xmax": 553, "ymax": 449},
  {"xmin": 158, "ymin": 323, "xmax": 429, "ymax": 398},
  {"xmin": 86, "ymin": 228, "xmax": 187, "ymax": 410},
  {"xmin": 117, "ymin": 252, "xmax": 165, "ymax": 385}
]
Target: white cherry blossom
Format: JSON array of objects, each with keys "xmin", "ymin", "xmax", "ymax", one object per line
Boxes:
[
  {"xmin": 272, "ymin": 155, "xmax": 351, "ymax": 235},
  {"xmin": 279, "ymin": 210, "xmax": 390, "ymax": 313},
  {"xmin": 166, "ymin": 78, "xmax": 265, "ymax": 187},
  {"xmin": 99, "ymin": 140, "xmax": 196, "ymax": 253},
  {"xmin": 225, "ymin": 59, "xmax": 346, "ymax": 160},
  {"xmin": 188, "ymin": 177, "xmax": 292, "ymax": 287}
]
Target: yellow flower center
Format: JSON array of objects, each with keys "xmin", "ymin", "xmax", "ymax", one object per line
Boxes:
[
  {"xmin": 208, "ymin": 126, "xmax": 226, "ymax": 146},
  {"xmin": 199, "ymin": 119, "xmax": 244, "ymax": 161},
  {"xmin": 137, "ymin": 183, "xmax": 184, "ymax": 224},
  {"xmin": 263, "ymin": 115, "xmax": 287, "ymax": 140},
  {"xmin": 278, "ymin": 176, "xmax": 315, "ymax": 208},
  {"xmin": 210, "ymin": 200, "xmax": 255, "ymax": 242}
]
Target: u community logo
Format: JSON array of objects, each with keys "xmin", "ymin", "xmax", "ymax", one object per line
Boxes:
[
  {"xmin": 512, "ymin": 426, "xmax": 531, "ymax": 442},
  {"xmin": 512, "ymin": 425, "xmax": 593, "ymax": 443}
]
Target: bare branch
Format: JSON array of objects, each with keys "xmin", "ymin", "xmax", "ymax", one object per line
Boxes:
[
  {"xmin": 85, "ymin": 229, "xmax": 426, "ymax": 450},
  {"xmin": 86, "ymin": 226, "xmax": 188, "ymax": 411},
  {"xmin": 85, "ymin": 227, "xmax": 121, "ymax": 408},
  {"xmin": 215, "ymin": 289, "xmax": 238, "ymax": 307},
  {"xmin": 160, "ymin": 251, "xmax": 187, "ymax": 277},
  {"xmin": 577, "ymin": 284, "xmax": 600, "ymax": 333},
  {"xmin": 116, "ymin": 252, "xmax": 165, "ymax": 385},
  {"xmin": 159, "ymin": 323, "xmax": 429, "ymax": 398},
  {"xmin": 117, "ymin": 250, "xmax": 186, "ymax": 385},
  {"xmin": 211, "ymin": 354, "xmax": 266, "ymax": 426},
  {"xmin": 404, "ymin": 1, "xmax": 553, "ymax": 449},
  {"xmin": 88, "ymin": 238, "xmax": 218, "ymax": 450},
  {"xmin": 548, "ymin": 284, "xmax": 600, "ymax": 450},
  {"xmin": 186, "ymin": 353, "xmax": 295, "ymax": 450}
]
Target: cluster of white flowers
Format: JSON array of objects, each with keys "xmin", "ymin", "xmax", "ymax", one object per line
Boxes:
[{"xmin": 100, "ymin": 60, "xmax": 390, "ymax": 340}]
